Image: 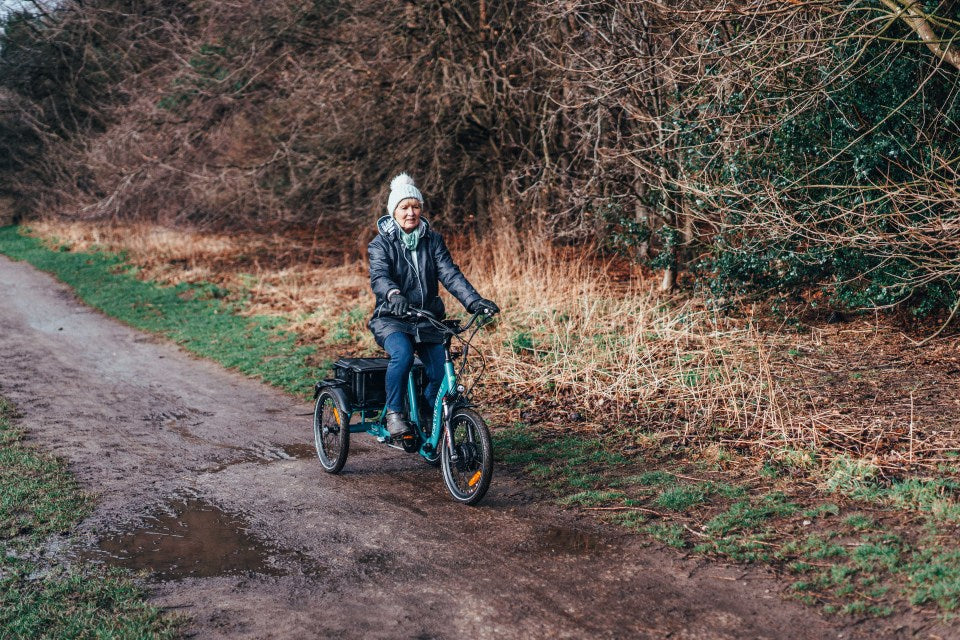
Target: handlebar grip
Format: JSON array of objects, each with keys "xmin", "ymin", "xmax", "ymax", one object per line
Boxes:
[{"xmin": 403, "ymin": 307, "xmax": 438, "ymax": 320}]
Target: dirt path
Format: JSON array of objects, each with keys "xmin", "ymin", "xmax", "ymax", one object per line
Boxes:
[{"xmin": 0, "ymin": 255, "xmax": 906, "ymax": 639}]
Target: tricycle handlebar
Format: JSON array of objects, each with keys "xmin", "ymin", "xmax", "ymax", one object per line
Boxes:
[{"xmin": 403, "ymin": 307, "xmax": 497, "ymax": 335}]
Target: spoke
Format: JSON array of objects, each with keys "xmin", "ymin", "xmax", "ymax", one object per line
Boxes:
[{"xmin": 321, "ymin": 401, "xmax": 341, "ymax": 458}]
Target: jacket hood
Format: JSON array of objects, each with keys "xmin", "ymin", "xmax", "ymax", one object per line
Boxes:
[{"xmin": 376, "ymin": 215, "xmax": 430, "ymax": 238}]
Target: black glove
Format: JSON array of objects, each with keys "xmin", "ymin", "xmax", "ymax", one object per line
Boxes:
[
  {"xmin": 470, "ymin": 298, "xmax": 500, "ymax": 315},
  {"xmin": 388, "ymin": 292, "xmax": 410, "ymax": 315}
]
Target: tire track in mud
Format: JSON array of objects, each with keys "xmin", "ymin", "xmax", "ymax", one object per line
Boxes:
[{"xmin": 0, "ymin": 255, "xmax": 896, "ymax": 639}]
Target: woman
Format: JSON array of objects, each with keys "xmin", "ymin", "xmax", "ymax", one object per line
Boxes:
[{"xmin": 368, "ymin": 173, "xmax": 499, "ymax": 437}]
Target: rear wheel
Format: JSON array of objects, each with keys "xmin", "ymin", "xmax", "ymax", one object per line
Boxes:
[
  {"xmin": 440, "ymin": 408, "xmax": 492, "ymax": 505},
  {"xmin": 314, "ymin": 388, "xmax": 350, "ymax": 473}
]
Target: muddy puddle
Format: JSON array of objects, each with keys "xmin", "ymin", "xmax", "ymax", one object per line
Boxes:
[
  {"xmin": 207, "ymin": 442, "xmax": 317, "ymax": 472},
  {"xmin": 232, "ymin": 442, "xmax": 316, "ymax": 464},
  {"xmin": 93, "ymin": 497, "xmax": 286, "ymax": 580},
  {"xmin": 539, "ymin": 526, "xmax": 603, "ymax": 554},
  {"xmin": 281, "ymin": 443, "xmax": 317, "ymax": 460}
]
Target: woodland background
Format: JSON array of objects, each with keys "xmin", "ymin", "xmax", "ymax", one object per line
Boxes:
[{"xmin": 3, "ymin": 0, "xmax": 960, "ymax": 317}]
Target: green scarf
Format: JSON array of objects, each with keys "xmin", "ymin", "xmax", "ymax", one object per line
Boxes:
[{"xmin": 399, "ymin": 225, "xmax": 420, "ymax": 251}]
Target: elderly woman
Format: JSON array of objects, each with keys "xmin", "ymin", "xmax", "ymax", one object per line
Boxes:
[{"xmin": 368, "ymin": 173, "xmax": 499, "ymax": 437}]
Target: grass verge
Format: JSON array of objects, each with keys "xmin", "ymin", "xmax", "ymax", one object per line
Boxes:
[
  {"xmin": 495, "ymin": 422, "xmax": 960, "ymax": 620},
  {"xmin": 0, "ymin": 397, "xmax": 178, "ymax": 638}
]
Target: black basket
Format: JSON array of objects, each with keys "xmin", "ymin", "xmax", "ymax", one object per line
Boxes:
[{"xmin": 332, "ymin": 357, "xmax": 425, "ymax": 410}]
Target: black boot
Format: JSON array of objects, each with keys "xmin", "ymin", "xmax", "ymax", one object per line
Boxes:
[{"xmin": 385, "ymin": 410, "xmax": 411, "ymax": 437}]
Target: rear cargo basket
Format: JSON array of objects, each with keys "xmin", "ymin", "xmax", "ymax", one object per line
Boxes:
[{"xmin": 333, "ymin": 357, "xmax": 424, "ymax": 410}]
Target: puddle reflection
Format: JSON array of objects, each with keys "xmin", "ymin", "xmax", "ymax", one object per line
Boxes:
[
  {"xmin": 281, "ymin": 443, "xmax": 317, "ymax": 460},
  {"xmin": 95, "ymin": 498, "xmax": 285, "ymax": 580}
]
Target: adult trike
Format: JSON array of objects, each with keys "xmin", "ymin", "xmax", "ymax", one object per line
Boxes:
[{"xmin": 312, "ymin": 307, "xmax": 496, "ymax": 505}]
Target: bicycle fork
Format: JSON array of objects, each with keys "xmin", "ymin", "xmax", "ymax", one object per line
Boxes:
[
  {"xmin": 439, "ymin": 358, "xmax": 459, "ymax": 460},
  {"xmin": 441, "ymin": 398, "xmax": 459, "ymax": 460}
]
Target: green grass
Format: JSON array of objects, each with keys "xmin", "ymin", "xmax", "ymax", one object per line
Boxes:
[
  {"xmin": 904, "ymin": 547, "xmax": 960, "ymax": 610},
  {"xmin": 775, "ymin": 524, "xmax": 960, "ymax": 616},
  {"xmin": 626, "ymin": 470, "xmax": 677, "ymax": 487},
  {"xmin": 695, "ymin": 535, "xmax": 775, "ymax": 563},
  {"xmin": 325, "ymin": 306, "xmax": 369, "ymax": 345},
  {"xmin": 823, "ymin": 454, "xmax": 960, "ymax": 522},
  {"xmin": 0, "ymin": 561, "xmax": 177, "ymax": 639},
  {"xmin": 0, "ymin": 398, "xmax": 90, "ymax": 542},
  {"xmin": 802, "ymin": 503, "xmax": 840, "ymax": 519},
  {"xmin": 607, "ymin": 510, "xmax": 648, "ymax": 531},
  {"xmin": 0, "ymin": 398, "xmax": 178, "ymax": 638},
  {"xmin": 655, "ymin": 484, "xmax": 708, "ymax": 511},
  {"xmin": 822, "ymin": 455, "xmax": 882, "ymax": 500},
  {"xmin": 645, "ymin": 523, "xmax": 686, "ymax": 549},
  {"xmin": 852, "ymin": 536, "xmax": 903, "ymax": 572},
  {"xmin": 559, "ymin": 490, "xmax": 626, "ymax": 507},
  {"xmin": 796, "ymin": 534, "xmax": 848, "ymax": 561},
  {"xmin": 703, "ymin": 493, "xmax": 798, "ymax": 538},
  {"xmin": 494, "ymin": 423, "xmax": 628, "ymax": 497},
  {"xmin": 843, "ymin": 513, "xmax": 877, "ymax": 530},
  {"xmin": 0, "ymin": 226, "xmax": 320, "ymax": 395}
]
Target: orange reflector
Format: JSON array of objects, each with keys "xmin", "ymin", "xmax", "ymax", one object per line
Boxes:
[
  {"xmin": 468, "ymin": 471, "xmax": 482, "ymax": 487},
  {"xmin": 332, "ymin": 407, "xmax": 340, "ymax": 425}
]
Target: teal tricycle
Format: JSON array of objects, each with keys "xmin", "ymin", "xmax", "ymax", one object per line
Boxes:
[{"xmin": 312, "ymin": 307, "xmax": 496, "ymax": 505}]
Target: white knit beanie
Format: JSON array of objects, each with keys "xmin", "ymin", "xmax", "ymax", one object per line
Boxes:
[{"xmin": 386, "ymin": 173, "xmax": 423, "ymax": 216}]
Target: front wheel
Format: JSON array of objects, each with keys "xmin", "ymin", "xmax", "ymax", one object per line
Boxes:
[
  {"xmin": 314, "ymin": 388, "xmax": 350, "ymax": 473},
  {"xmin": 440, "ymin": 408, "xmax": 493, "ymax": 505}
]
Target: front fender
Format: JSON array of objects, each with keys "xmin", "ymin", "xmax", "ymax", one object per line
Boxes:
[{"xmin": 450, "ymin": 394, "xmax": 475, "ymax": 412}]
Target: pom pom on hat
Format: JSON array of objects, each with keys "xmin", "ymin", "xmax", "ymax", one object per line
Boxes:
[
  {"xmin": 391, "ymin": 173, "xmax": 416, "ymax": 191},
  {"xmin": 387, "ymin": 172, "xmax": 424, "ymax": 216}
]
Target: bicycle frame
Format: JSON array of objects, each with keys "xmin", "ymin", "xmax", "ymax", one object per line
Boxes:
[
  {"xmin": 344, "ymin": 340, "xmax": 458, "ymax": 459},
  {"xmin": 341, "ymin": 308, "xmax": 489, "ymax": 459}
]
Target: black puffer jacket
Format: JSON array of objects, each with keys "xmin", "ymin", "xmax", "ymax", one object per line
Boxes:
[{"xmin": 368, "ymin": 215, "xmax": 482, "ymax": 346}]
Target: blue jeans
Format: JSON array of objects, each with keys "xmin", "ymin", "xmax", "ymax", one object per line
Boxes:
[{"xmin": 383, "ymin": 332, "xmax": 446, "ymax": 415}]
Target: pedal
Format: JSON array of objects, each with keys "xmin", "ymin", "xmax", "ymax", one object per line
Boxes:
[{"xmin": 399, "ymin": 432, "xmax": 420, "ymax": 453}]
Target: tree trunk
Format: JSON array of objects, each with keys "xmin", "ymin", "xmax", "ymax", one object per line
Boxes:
[
  {"xmin": 880, "ymin": 0, "xmax": 960, "ymax": 71},
  {"xmin": 660, "ymin": 265, "xmax": 676, "ymax": 292}
]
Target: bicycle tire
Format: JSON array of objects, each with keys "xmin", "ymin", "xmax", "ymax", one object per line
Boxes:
[
  {"xmin": 440, "ymin": 408, "xmax": 492, "ymax": 505},
  {"xmin": 314, "ymin": 388, "xmax": 350, "ymax": 473}
]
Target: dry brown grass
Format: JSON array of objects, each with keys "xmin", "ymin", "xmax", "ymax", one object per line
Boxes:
[
  {"xmin": 30, "ymin": 219, "xmax": 960, "ymax": 470},
  {"xmin": 30, "ymin": 219, "xmax": 803, "ymax": 453},
  {"xmin": 453, "ymin": 229, "xmax": 799, "ymax": 446}
]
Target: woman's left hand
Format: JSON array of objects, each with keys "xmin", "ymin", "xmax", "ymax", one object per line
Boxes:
[{"xmin": 470, "ymin": 298, "xmax": 500, "ymax": 315}]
